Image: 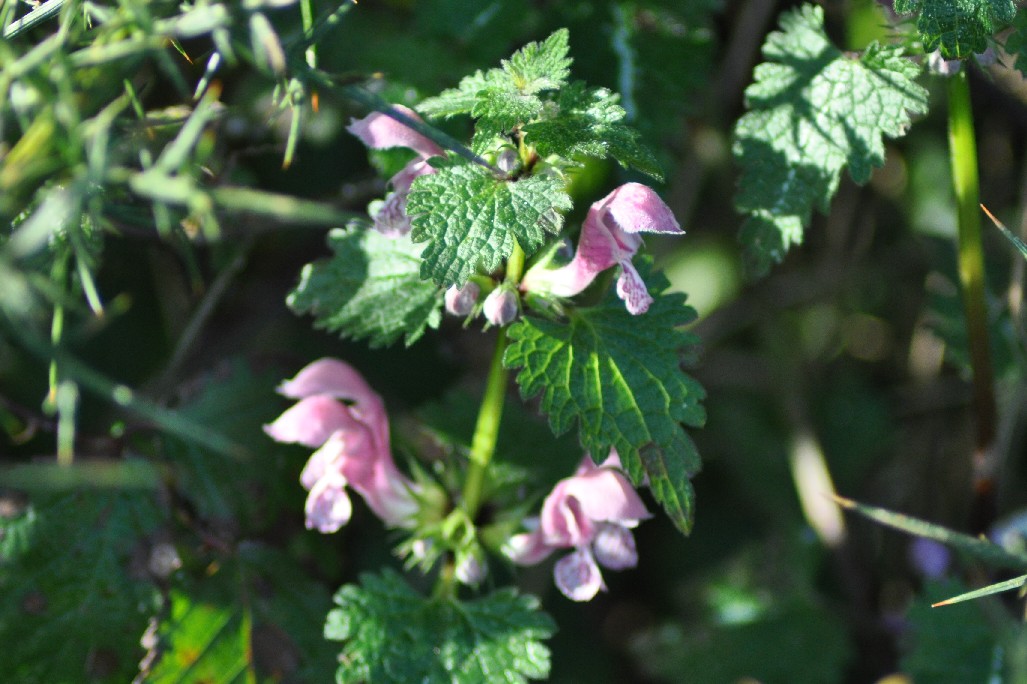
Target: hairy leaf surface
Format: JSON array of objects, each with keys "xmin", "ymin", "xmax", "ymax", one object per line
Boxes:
[
  {"xmin": 733, "ymin": 5, "xmax": 928, "ymax": 275},
  {"xmin": 288, "ymin": 226, "xmax": 443, "ymax": 348},
  {"xmin": 505, "ymin": 263, "xmax": 705, "ymax": 533},
  {"xmin": 325, "ymin": 569, "xmax": 554, "ymax": 683}
]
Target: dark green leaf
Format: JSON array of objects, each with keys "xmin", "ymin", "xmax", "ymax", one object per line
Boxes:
[
  {"xmin": 895, "ymin": 0, "xmax": 1015, "ymax": 59},
  {"xmin": 0, "ymin": 491, "xmax": 163, "ymax": 683},
  {"xmin": 523, "ymin": 82, "xmax": 662, "ymax": 180},
  {"xmin": 325, "ymin": 569, "xmax": 555, "ymax": 683},
  {"xmin": 504, "ymin": 262, "xmax": 705, "ymax": 534},
  {"xmin": 288, "ymin": 226, "xmax": 444, "ymax": 348},
  {"xmin": 901, "ymin": 579, "xmax": 1005, "ymax": 683},
  {"xmin": 408, "ymin": 163, "xmax": 572, "ymax": 287},
  {"xmin": 733, "ymin": 5, "xmax": 928, "ymax": 275}
]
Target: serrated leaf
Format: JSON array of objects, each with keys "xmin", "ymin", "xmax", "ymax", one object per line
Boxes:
[
  {"xmin": 502, "ymin": 28, "xmax": 572, "ymax": 95},
  {"xmin": 416, "ymin": 29, "xmax": 570, "ymax": 142},
  {"xmin": 0, "ymin": 491, "xmax": 163, "ymax": 683},
  {"xmin": 287, "ymin": 225, "xmax": 444, "ymax": 348},
  {"xmin": 523, "ymin": 83, "xmax": 662, "ymax": 180},
  {"xmin": 325, "ymin": 569, "xmax": 555, "ymax": 683},
  {"xmin": 408, "ymin": 163, "xmax": 572, "ymax": 287},
  {"xmin": 895, "ymin": 0, "xmax": 1015, "ymax": 59},
  {"xmin": 733, "ymin": 5, "xmax": 928, "ymax": 275},
  {"xmin": 504, "ymin": 263, "xmax": 705, "ymax": 534}
]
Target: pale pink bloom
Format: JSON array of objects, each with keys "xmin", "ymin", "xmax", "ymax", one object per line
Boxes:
[
  {"xmin": 444, "ymin": 282, "xmax": 480, "ymax": 316},
  {"xmin": 506, "ymin": 452, "xmax": 651, "ymax": 601},
  {"xmin": 264, "ymin": 358, "xmax": 418, "ymax": 530},
  {"xmin": 483, "ymin": 287, "xmax": 519, "ymax": 326},
  {"xmin": 520, "ymin": 183, "xmax": 682, "ymax": 314},
  {"xmin": 347, "ymin": 105, "xmax": 445, "ymax": 236}
]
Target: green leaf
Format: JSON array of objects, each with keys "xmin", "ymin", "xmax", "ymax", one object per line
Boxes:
[
  {"xmin": 416, "ymin": 29, "xmax": 571, "ymax": 145},
  {"xmin": 901, "ymin": 579, "xmax": 1005, "ymax": 683},
  {"xmin": 932, "ymin": 574, "xmax": 1027, "ymax": 606},
  {"xmin": 146, "ymin": 546, "xmax": 335, "ymax": 684},
  {"xmin": 523, "ymin": 82, "xmax": 663, "ymax": 180},
  {"xmin": 287, "ymin": 225, "xmax": 444, "ymax": 348},
  {"xmin": 733, "ymin": 5, "xmax": 928, "ymax": 275},
  {"xmin": 1003, "ymin": 10, "xmax": 1027, "ymax": 78},
  {"xmin": 895, "ymin": 0, "xmax": 1015, "ymax": 59},
  {"xmin": 504, "ymin": 262, "xmax": 705, "ymax": 534},
  {"xmin": 0, "ymin": 491, "xmax": 163, "ymax": 683},
  {"xmin": 148, "ymin": 585, "xmax": 257, "ymax": 684},
  {"xmin": 408, "ymin": 163, "xmax": 572, "ymax": 287},
  {"xmin": 325, "ymin": 569, "xmax": 555, "ymax": 683}
]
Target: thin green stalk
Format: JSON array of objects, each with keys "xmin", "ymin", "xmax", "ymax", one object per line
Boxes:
[
  {"xmin": 947, "ymin": 71, "xmax": 997, "ymax": 475},
  {"xmin": 461, "ymin": 328, "xmax": 510, "ymax": 520}
]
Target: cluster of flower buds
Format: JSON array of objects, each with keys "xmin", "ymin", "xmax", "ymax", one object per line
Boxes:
[
  {"xmin": 264, "ymin": 358, "xmax": 419, "ymax": 532},
  {"xmin": 505, "ymin": 452, "xmax": 650, "ymax": 601}
]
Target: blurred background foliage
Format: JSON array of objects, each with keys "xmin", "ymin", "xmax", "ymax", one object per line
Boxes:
[{"xmin": 4, "ymin": 0, "xmax": 1027, "ymax": 681}]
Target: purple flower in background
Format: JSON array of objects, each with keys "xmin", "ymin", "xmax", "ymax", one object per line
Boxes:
[
  {"xmin": 347, "ymin": 105, "xmax": 445, "ymax": 236},
  {"xmin": 264, "ymin": 358, "xmax": 418, "ymax": 532},
  {"xmin": 520, "ymin": 183, "xmax": 683, "ymax": 314},
  {"xmin": 506, "ymin": 451, "xmax": 651, "ymax": 601}
]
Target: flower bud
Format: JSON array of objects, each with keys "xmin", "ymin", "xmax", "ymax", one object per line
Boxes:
[
  {"xmin": 455, "ymin": 546, "xmax": 488, "ymax": 586},
  {"xmin": 483, "ymin": 287, "xmax": 519, "ymax": 326},
  {"xmin": 444, "ymin": 282, "xmax": 480, "ymax": 316},
  {"xmin": 496, "ymin": 148, "xmax": 519, "ymax": 174}
]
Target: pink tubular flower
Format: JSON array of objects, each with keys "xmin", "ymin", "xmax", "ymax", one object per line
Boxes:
[
  {"xmin": 264, "ymin": 358, "xmax": 418, "ymax": 532},
  {"xmin": 347, "ymin": 105, "xmax": 445, "ymax": 237},
  {"xmin": 505, "ymin": 451, "xmax": 651, "ymax": 601},
  {"xmin": 520, "ymin": 182, "xmax": 683, "ymax": 314}
]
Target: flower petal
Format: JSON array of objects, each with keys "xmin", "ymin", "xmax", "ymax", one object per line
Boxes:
[
  {"xmin": 263, "ymin": 395, "xmax": 356, "ymax": 448},
  {"xmin": 591, "ymin": 523, "xmax": 638, "ymax": 570},
  {"xmin": 304, "ymin": 472, "xmax": 353, "ymax": 533},
  {"xmin": 505, "ymin": 526, "xmax": 555, "ymax": 565},
  {"xmin": 601, "ymin": 182, "xmax": 682, "ymax": 236},
  {"xmin": 615, "ymin": 261, "xmax": 654, "ymax": 315},
  {"xmin": 540, "ymin": 482, "xmax": 595, "ymax": 548},
  {"xmin": 562, "ymin": 461, "xmax": 651, "ymax": 526},
  {"xmin": 554, "ymin": 548, "xmax": 605, "ymax": 601},
  {"xmin": 346, "ymin": 105, "xmax": 444, "ymax": 159}
]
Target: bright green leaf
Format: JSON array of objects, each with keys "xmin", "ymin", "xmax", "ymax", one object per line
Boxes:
[
  {"xmin": 408, "ymin": 163, "xmax": 572, "ymax": 287},
  {"xmin": 288, "ymin": 225, "xmax": 444, "ymax": 348},
  {"xmin": 895, "ymin": 0, "xmax": 1015, "ymax": 59},
  {"xmin": 505, "ymin": 262, "xmax": 705, "ymax": 534},
  {"xmin": 523, "ymin": 82, "xmax": 662, "ymax": 180},
  {"xmin": 325, "ymin": 569, "xmax": 555, "ymax": 683},
  {"xmin": 733, "ymin": 4, "xmax": 928, "ymax": 275}
]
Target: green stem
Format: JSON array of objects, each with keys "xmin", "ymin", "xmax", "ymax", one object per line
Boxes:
[
  {"xmin": 947, "ymin": 71, "xmax": 997, "ymax": 471},
  {"xmin": 461, "ymin": 327, "xmax": 510, "ymax": 521}
]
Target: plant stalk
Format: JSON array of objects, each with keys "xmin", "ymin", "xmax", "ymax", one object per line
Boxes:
[
  {"xmin": 461, "ymin": 327, "xmax": 509, "ymax": 521},
  {"xmin": 947, "ymin": 70, "xmax": 997, "ymax": 488}
]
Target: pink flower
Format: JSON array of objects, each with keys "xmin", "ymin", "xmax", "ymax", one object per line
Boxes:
[
  {"xmin": 505, "ymin": 452, "xmax": 651, "ymax": 601},
  {"xmin": 347, "ymin": 105, "xmax": 445, "ymax": 237},
  {"xmin": 264, "ymin": 358, "xmax": 418, "ymax": 531},
  {"xmin": 520, "ymin": 183, "xmax": 682, "ymax": 314}
]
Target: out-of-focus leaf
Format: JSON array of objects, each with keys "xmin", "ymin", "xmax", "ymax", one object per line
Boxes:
[
  {"xmin": 901, "ymin": 579, "xmax": 1005, "ymax": 683},
  {"xmin": 0, "ymin": 491, "xmax": 163, "ymax": 683}
]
